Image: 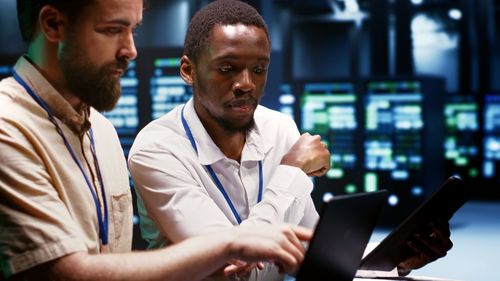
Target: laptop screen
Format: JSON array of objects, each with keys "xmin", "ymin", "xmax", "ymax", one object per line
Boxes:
[{"xmin": 295, "ymin": 190, "xmax": 387, "ymax": 281}]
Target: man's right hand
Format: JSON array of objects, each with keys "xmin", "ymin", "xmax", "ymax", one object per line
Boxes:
[
  {"xmin": 224, "ymin": 224, "xmax": 313, "ymax": 276},
  {"xmin": 280, "ymin": 133, "xmax": 331, "ymax": 177}
]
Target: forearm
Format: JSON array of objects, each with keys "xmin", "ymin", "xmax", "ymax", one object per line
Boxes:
[
  {"xmin": 243, "ymin": 165, "xmax": 313, "ymax": 226},
  {"xmin": 30, "ymin": 235, "xmax": 232, "ymax": 281}
]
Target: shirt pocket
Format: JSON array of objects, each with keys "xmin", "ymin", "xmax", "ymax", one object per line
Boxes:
[{"xmin": 110, "ymin": 192, "xmax": 133, "ymax": 252}]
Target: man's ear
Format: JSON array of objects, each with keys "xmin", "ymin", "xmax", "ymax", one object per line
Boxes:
[
  {"xmin": 180, "ymin": 55, "xmax": 194, "ymax": 85},
  {"xmin": 38, "ymin": 5, "xmax": 65, "ymax": 43}
]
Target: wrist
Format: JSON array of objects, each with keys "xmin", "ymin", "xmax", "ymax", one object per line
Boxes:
[
  {"xmin": 280, "ymin": 157, "xmax": 306, "ymax": 171},
  {"xmin": 223, "ymin": 230, "xmax": 240, "ymax": 261}
]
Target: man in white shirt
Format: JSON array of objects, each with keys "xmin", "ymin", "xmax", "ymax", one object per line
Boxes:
[{"xmin": 128, "ymin": 0, "xmax": 453, "ymax": 280}]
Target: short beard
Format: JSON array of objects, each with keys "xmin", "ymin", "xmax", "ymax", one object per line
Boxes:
[
  {"xmin": 58, "ymin": 34, "xmax": 128, "ymax": 112},
  {"xmin": 209, "ymin": 110, "xmax": 255, "ymax": 135}
]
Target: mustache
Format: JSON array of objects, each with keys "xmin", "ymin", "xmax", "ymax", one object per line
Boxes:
[
  {"xmin": 107, "ymin": 58, "xmax": 130, "ymax": 72},
  {"xmin": 225, "ymin": 96, "xmax": 258, "ymax": 108}
]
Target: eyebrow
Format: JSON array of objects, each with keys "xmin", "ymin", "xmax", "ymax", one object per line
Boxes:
[
  {"xmin": 102, "ymin": 19, "xmax": 143, "ymax": 28},
  {"xmin": 212, "ymin": 55, "xmax": 270, "ymax": 63}
]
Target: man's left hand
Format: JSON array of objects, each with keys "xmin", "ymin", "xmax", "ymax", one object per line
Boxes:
[{"xmin": 397, "ymin": 219, "xmax": 453, "ymax": 275}]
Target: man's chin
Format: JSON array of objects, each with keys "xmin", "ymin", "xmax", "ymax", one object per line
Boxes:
[
  {"xmin": 84, "ymin": 85, "xmax": 121, "ymax": 112},
  {"xmin": 220, "ymin": 118, "xmax": 255, "ymax": 134},
  {"xmin": 82, "ymin": 94, "xmax": 119, "ymax": 112}
]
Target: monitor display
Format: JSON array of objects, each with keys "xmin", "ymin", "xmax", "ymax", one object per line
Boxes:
[
  {"xmin": 363, "ymin": 80, "xmax": 424, "ymax": 194},
  {"xmin": 361, "ymin": 78, "xmax": 448, "ymax": 225},
  {"xmin": 296, "ymin": 81, "xmax": 363, "ymax": 202},
  {"xmin": 294, "ymin": 78, "xmax": 445, "ymax": 224},
  {"xmin": 443, "ymin": 95, "xmax": 480, "ymax": 180},
  {"xmin": 277, "ymin": 83, "xmax": 295, "ymax": 119},
  {"xmin": 483, "ymin": 94, "xmax": 500, "ymax": 183},
  {"xmin": 149, "ymin": 57, "xmax": 192, "ymax": 120}
]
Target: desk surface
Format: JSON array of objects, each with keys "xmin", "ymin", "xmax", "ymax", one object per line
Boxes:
[{"xmin": 354, "ymin": 276, "xmax": 462, "ymax": 281}]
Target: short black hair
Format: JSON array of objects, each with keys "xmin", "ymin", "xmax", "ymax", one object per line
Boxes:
[
  {"xmin": 183, "ymin": 0, "xmax": 270, "ymax": 64},
  {"xmin": 17, "ymin": 0, "xmax": 94, "ymax": 43}
]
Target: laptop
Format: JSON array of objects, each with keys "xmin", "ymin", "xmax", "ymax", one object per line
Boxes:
[{"xmin": 295, "ymin": 190, "xmax": 388, "ymax": 281}]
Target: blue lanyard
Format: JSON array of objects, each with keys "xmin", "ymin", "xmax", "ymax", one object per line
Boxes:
[
  {"xmin": 181, "ymin": 105, "xmax": 263, "ymax": 224},
  {"xmin": 13, "ymin": 71, "xmax": 109, "ymax": 246}
]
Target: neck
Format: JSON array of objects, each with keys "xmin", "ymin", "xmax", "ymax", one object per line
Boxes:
[
  {"xmin": 194, "ymin": 103, "xmax": 246, "ymax": 162},
  {"xmin": 27, "ymin": 42, "xmax": 85, "ymax": 112},
  {"xmin": 212, "ymin": 129, "xmax": 246, "ymax": 162}
]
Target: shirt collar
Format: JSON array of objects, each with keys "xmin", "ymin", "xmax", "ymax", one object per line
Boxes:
[
  {"xmin": 182, "ymin": 98, "xmax": 272, "ymax": 165},
  {"xmin": 14, "ymin": 56, "xmax": 91, "ymax": 135}
]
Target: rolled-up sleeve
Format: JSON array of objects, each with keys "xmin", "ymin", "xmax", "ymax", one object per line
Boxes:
[{"xmin": 242, "ymin": 164, "xmax": 315, "ymax": 226}]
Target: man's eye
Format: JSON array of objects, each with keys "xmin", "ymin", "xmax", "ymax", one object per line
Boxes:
[
  {"xmin": 254, "ymin": 67, "xmax": 266, "ymax": 74},
  {"xmin": 219, "ymin": 66, "xmax": 232, "ymax": 73},
  {"xmin": 106, "ymin": 28, "xmax": 122, "ymax": 34}
]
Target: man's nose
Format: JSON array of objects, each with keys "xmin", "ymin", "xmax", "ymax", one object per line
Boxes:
[{"xmin": 233, "ymin": 69, "xmax": 256, "ymax": 95}]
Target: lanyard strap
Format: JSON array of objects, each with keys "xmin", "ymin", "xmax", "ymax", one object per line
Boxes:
[
  {"xmin": 181, "ymin": 105, "xmax": 262, "ymax": 224},
  {"xmin": 13, "ymin": 71, "xmax": 109, "ymax": 245}
]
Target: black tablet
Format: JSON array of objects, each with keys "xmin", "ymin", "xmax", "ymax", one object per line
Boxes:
[{"xmin": 358, "ymin": 175, "xmax": 473, "ymax": 271}]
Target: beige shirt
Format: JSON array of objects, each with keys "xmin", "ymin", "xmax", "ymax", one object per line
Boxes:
[{"xmin": 0, "ymin": 57, "xmax": 133, "ymax": 278}]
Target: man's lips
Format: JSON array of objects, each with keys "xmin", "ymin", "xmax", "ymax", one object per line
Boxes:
[
  {"xmin": 110, "ymin": 69, "xmax": 124, "ymax": 78},
  {"xmin": 231, "ymin": 104, "xmax": 252, "ymax": 113},
  {"xmin": 227, "ymin": 97, "xmax": 256, "ymax": 107},
  {"xmin": 227, "ymin": 98, "xmax": 257, "ymax": 113}
]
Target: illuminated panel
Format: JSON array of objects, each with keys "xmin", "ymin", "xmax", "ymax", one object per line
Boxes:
[
  {"xmin": 278, "ymin": 83, "xmax": 295, "ymax": 119},
  {"xmin": 443, "ymin": 96, "xmax": 480, "ymax": 179},
  {"xmin": 300, "ymin": 82, "xmax": 360, "ymax": 195},
  {"xmin": 483, "ymin": 95, "xmax": 500, "ymax": 181},
  {"xmin": 102, "ymin": 61, "xmax": 139, "ymax": 158},
  {"xmin": 150, "ymin": 58, "xmax": 192, "ymax": 120},
  {"xmin": 364, "ymin": 81, "xmax": 424, "ymax": 201}
]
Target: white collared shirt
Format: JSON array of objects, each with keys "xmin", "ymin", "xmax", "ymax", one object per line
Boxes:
[{"xmin": 128, "ymin": 97, "xmax": 319, "ymax": 246}]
